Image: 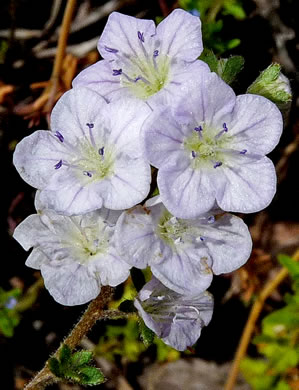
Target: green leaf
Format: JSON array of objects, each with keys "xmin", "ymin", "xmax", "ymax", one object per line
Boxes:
[
  {"xmin": 139, "ymin": 320, "xmax": 155, "ymax": 346},
  {"xmin": 262, "ymin": 344, "xmax": 298, "ymax": 373},
  {"xmin": 218, "ymin": 55, "xmax": 244, "ymax": 84},
  {"xmin": 71, "ymin": 350, "xmax": 93, "ymax": 366},
  {"xmin": 223, "ymin": 0, "xmax": 246, "ymax": 20},
  {"xmin": 78, "ymin": 366, "xmax": 106, "ymax": 385},
  {"xmin": 59, "ymin": 344, "xmax": 72, "ymax": 366},
  {"xmin": 49, "ymin": 357, "xmax": 62, "ymax": 378},
  {"xmin": 199, "ymin": 49, "xmax": 218, "ymax": 72},
  {"xmin": 277, "ymin": 254, "xmax": 299, "ymax": 279},
  {"xmin": 274, "ymin": 380, "xmax": 291, "ymax": 390}
]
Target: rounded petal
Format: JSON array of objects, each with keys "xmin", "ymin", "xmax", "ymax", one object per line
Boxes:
[
  {"xmin": 228, "ymin": 94, "xmax": 283, "ymax": 155},
  {"xmin": 158, "ymin": 160, "xmax": 216, "ymax": 218},
  {"xmin": 103, "ymin": 98, "xmax": 151, "ymax": 156},
  {"xmin": 41, "ymin": 262, "xmax": 100, "ymax": 306},
  {"xmin": 142, "ymin": 106, "xmax": 185, "ymax": 168},
  {"xmin": 72, "ymin": 60, "xmax": 132, "ymax": 102},
  {"xmin": 25, "ymin": 249, "xmax": 46, "ymax": 270},
  {"xmin": 90, "ymin": 249, "xmax": 130, "ymax": 286},
  {"xmin": 215, "ymin": 156, "xmax": 277, "ymax": 213},
  {"xmin": 115, "ymin": 205, "xmax": 167, "ymax": 269},
  {"xmin": 50, "ymin": 87, "xmax": 108, "ymax": 142},
  {"xmin": 199, "ymin": 214, "xmax": 252, "ymax": 274},
  {"xmin": 156, "ymin": 8, "xmax": 203, "ymax": 61},
  {"xmin": 13, "ymin": 214, "xmax": 45, "ymax": 250},
  {"xmin": 151, "ymin": 250, "xmax": 213, "ymax": 295},
  {"xmin": 98, "ymin": 12, "xmax": 156, "ymax": 60},
  {"xmin": 13, "ymin": 130, "xmax": 66, "ymax": 189}
]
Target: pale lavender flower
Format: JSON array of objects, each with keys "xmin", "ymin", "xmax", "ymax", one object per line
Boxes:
[
  {"xmin": 73, "ymin": 9, "xmax": 208, "ymax": 106},
  {"xmin": 13, "ymin": 203, "xmax": 130, "ymax": 306},
  {"xmin": 142, "ymin": 68, "xmax": 283, "ymax": 218},
  {"xmin": 115, "ymin": 197, "xmax": 252, "ymax": 295},
  {"xmin": 134, "ymin": 277, "xmax": 213, "ymax": 351},
  {"xmin": 13, "ymin": 87, "xmax": 151, "ymax": 216}
]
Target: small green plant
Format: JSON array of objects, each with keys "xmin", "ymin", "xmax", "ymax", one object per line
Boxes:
[
  {"xmin": 49, "ymin": 345, "xmax": 105, "ymax": 386},
  {"xmin": 0, "ymin": 287, "xmax": 21, "ymax": 337},
  {"xmin": 241, "ymin": 255, "xmax": 299, "ymax": 390}
]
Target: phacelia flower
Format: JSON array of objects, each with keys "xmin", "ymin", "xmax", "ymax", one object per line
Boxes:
[
  {"xmin": 115, "ymin": 198, "xmax": 252, "ymax": 295},
  {"xmin": 142, "ymin": 67, "xmax": 283, "ymax": 218},
  {"xmin": 13, "ymin": 204, "xmax": 130, "ymax": 306},
  {"xmin": 13, "ymin": 87, "xmax": 151, "ymax": 215},
  {"xmin": 73, "ymin": 9, "xmax": 208, "ymax": 106},
  {"xmin": 134, "ymin": 277, "xmax": 213, "ymax": 351}
]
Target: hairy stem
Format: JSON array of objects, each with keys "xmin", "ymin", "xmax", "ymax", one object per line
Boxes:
[
  {"xmin": 206, "ymin": 0, "xmax": 225, "ymax": 23},
  {"xmin": 224, "ymin": 249, "xmax": 299, "ymax": 390},
  {"xmin": 24, "ymin": 286, "xmax": 114, "ymax": 390}
]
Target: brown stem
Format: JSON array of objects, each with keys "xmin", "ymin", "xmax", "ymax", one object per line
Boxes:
[
  {"xmin": 24, "ymin": 286, "xmax": 114, "ymax": 390},
  {"xmin": 44, "ymin": 0, "xmax": 77, "ymax": 116},
  {"xmin": 224, "ymin": 249, "xmax": 299, "ymax": 390},
  {"xmin": 206, "ymin": 0, "xmax": 224, "ymax": 23}
]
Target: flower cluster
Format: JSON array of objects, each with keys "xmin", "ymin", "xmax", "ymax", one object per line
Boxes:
[{"xmin": 13, "ymin": 9, "xmax": 283, "ymax": 351}]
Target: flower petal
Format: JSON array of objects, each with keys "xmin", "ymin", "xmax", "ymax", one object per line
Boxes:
[
  {"xmin": 156, "ymin": 8, "xmax": 203, "ymax": 61},
  {"xmin": 215, "ymin": 156, "xmax": 277, "ymax": 213},
  {"xmin": 41, "ymin": 261, "xmax": 100, "ymax": 306},
  {"xmin": 199, "ymin": 213, "xmax": 252, "ymax": 274},
  {"xmin": 228, "ymin": 94, "xmax": 283, "ymax": 155},
  {"xmin": 158, "ymin": 159, "xmax": 216, "ymax": 218},
  {"xmin": 98, "ymin": 12, "xmax": 156, "ymax": 60},
  {"xmin": 72, "ymin": 60, "xmax": 133, "ymax": 102},
  {"xmin": 151, "ymin": 249, "xmax": 213, "ymax": 295}
]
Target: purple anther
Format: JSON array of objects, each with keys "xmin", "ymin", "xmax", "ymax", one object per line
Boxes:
[
  {"xmin": 138, "ymin": 31, "xmax": 144, "ymax": 42},
  {"xmin": 213, "ymin": 161, "xmax": 222, "ymax": 168},
  {"xmin": 153, "ymin": 50, "xmax": 159, "ymax": 57},
  {"xmin": 83, "ymin": 171, "xmax": 92, "ymax": 177},
  {"xmin": 54, "ymin": 160, "xmax": 63, "ymax": 170},
  {"xmin": 86, "ymin": 123, "xmax": 94, "ymax": 129},
  {"xmin": 223, "ymin": 123, "xmax": 228, "ymax": 132},
  {"xmin": 99, "ymin": 146, "xmax": 104, "ymax": 156},
  {"xmin": 54, "ymin": 131, "xmax": 64, "ymax": 142},
  {"xmin": 200, "ymin": 236, "xmax": 205, "ymax": 241},
  {"xmin": 191, "ymin": 150, "xmax": 197, "ymax": 158},
  {"xmin": 112, "ymin": 69, "xmax": 122, "ymax": 76},
  {"xmin": 104, "ymin": 45, "xmax": 118, "ymax": 53},
  {"xmin": 194, "ymin": 126, "xmax": 203, "ymax": 132},
  {"xmin": 240, "ymin": 149, "xmax": 247, "ymax": 155},
  {"xmin": 208, "ymin": 216, "xmax": 215, "ymax": 224}
]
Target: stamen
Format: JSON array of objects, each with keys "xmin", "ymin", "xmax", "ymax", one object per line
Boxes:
[
  {"xmin": 54, "ymin": 160, "xmax": 62, "ymax": 169},
  {"xmin": 215, "ymin": 123, "xmax": 229, "ymax": 139},
  {"xmin": 112, "ymin": 69, "xmax": 122, "ymax": 76},
  {"xmin": 83, "ymin": 171, "xmax": 92, "ymax": 177},
  {"xmin": 104, "ymin": 46, "xmax": 118, "ymax": 53},
  {"xmin": 54, "ymin": 131, "xmax": 64, "ymax": 142},
  {"xmin": 200, "ymin": 236, "xmax": 205, "ymax": 241},
  {"xmin": 240, "ymin": 149, "xmax": 247, "ymax": 154},
  {"xmin": 137, "ymin": 31, "xmax": 144, "ymax": 42},
  {"xmin": 135, "ymin": 75, "xmax": 151, "ymax": 85},
  {"xmin": 194, "ymin": 126, "xmax": 203, "ymax": 138},
  {"xmin": 86, "ymin": 123, "xmax": 94, "ymax": 129},
  {"xmin": 99, "ymin": 146, "xmax": 105, "ymax": 156},
  {"xmin": 153, "ymin": 50, "xmax": 159, "ymax": 57},
  {"xmin": 223, "ymin": 123, "xmax": 228, "ymax": 132},
  {"xmin": 191, "ymin": 150, "xmax": 197, "ymax": 158},
  {"xmin": 213, "ymin": 161, "xmax": 222, "ymax": 168}
]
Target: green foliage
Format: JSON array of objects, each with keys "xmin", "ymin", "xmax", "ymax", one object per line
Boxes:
[
  {"xmin": 179, "ymin": 0, "xmax": 246, "ymax": 54},
  {"xmin": 241, "ymin": 254, "xmax": 299, "ymax": 390},
  {"xmin": 0, "ymin": 287, "xmax": 21, "ymax": 337},
  {"xmin": 0, "ymin": 40, "xmax": 8, "ymax": 64},
  {"xmin": 49, "ymin": 344, "xmax": 105, "ymax": 386},
  {"xmin": 247, "ymin": 64, "xmax": 292, "ymax": 110},
  {"xmin": 96, "ymin": 317, "xmax": 180, "ymax": 363},
  {"xmin": 200, "ymin": 49, "xmax": 244, "ymax": 84}
]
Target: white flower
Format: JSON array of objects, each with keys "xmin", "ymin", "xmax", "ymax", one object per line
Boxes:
[
  {"xmin": 115, "ymin": 198, "xmax": 252, "ymax": 295},
  {"xmin": 134, "ymin": 277, "xmax": 214, "ymax": 351},
  {"xmin": 13, "ymin": 203, "xmax": 131, "ymax": 306},
  {"xmin": 73, "ymin": 9, "xmax": 208, "ymax": 106},
  {"xmin": 142, "ymin": 68, "xmax": 283, "ymax": 218},
  {"xmin": 13, "ymin": 87, "xmax": 151, "ymax": 215}
]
